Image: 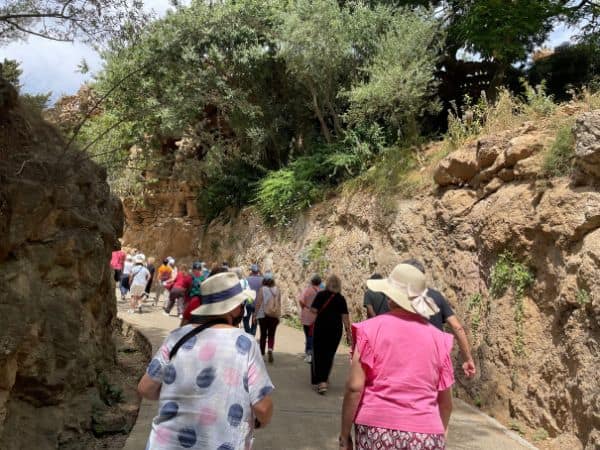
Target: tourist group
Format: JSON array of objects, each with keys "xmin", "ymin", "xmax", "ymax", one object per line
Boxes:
[{"xmin": 111, "ymin": 249, "xmax": 476, "ymax": 449}]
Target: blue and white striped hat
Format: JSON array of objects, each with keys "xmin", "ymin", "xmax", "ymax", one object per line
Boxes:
[{"xmin": 191, "ymin": 272, "xmax": 256, "ymax": 316}]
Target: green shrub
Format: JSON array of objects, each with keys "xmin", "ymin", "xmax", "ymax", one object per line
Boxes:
[
  {"xmin": 199, "ymin": 160, "xmax": 266, "ymax": 223},
  {"xmin": 532, "ymin": 428, "xmax": 549, "ymax": 442},
  {"xmin": 522, "ymin": 79, "xmax": 556, "ymax": 117},
  {"xmin": 301, "ymin": 235, "xmax": 330, "ymax": 274},
  {"xmin": 577, "ymin": 288, "xmax": 590, "ymax": 305},
  {"xmin": 489, "ymin": 252, "xmax": 534, "ymax": 356},
  {"xmin": 255, "ymin": 166, "xmax": 321, "ymax": 226},
  {"xmin": 490, "ymin": 252, "xmax": 534, "ymax": 298},
  {"xmin": 543, "ymin": 124, "xmax": 575, "ymax": 177},
  {"xmin": 98, "ymin": 374, "xmax": 123, "ymax": 406},
  {"xmin": 283, "ymin": 315, "xmax": 303, "ymax": 331},
  {"xmin": 467, "ymin": 293, "xmax": 483, "ymax": 336}
]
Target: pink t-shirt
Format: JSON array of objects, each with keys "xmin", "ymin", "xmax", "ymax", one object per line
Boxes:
[
  {"xmin": 352, "ymin": 311, "xmax": 454, "ymax": 434},
  {"xmin": 298, "ymin": 285, "xmax": 320, "ymax": 325},
  {"xmin": 110, "ymin": 250, "xmax": 126, "ymax": 270}
]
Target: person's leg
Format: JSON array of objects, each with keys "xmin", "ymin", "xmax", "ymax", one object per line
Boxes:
[
  {"xmin": 129, "ymin": 294, "xmax": 135, "ymax": 312},
  {"xmin": 321, "ymin": 328, "xmax": 342, "ymax": 385},
  {"xmin": 249, "ymin": 307, "xmax": 257, "ymax": 335},
  {"xmin": 258, "ymin": 318, "xmax": 267, "ymax": 355},
  {"xmin": 303, "ymin": 325, "xmax": 311, "ymax": 353},
  {"xmin": 243, "ymin": 304, "xmax": 252, "ymax": 334},
  {"xmin": 164, "ymin": 289, "xmax": 176, "ymax": 313},
  {"xmin": 267, "ymin": 317, "xmax": 278, "ymax": 350},
  {"xmin": 176, "ymin": 291, "xmax": 185, "ymax": 316}
]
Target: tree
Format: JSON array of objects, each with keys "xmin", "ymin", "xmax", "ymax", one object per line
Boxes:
[
  {"xmin": 345, "ymin": 8, "xmax": 443, "ymax": 140},
  {"xmin": 0, "ymin": 0, "xmax": 147, "ymax": 44},
  {"xmin": 0, "ymin": 58, "xmax": 51, "ymax": 111},
  {"xmin": 277, "ymin": 0, "xmax": 353, "ymax": 143}
]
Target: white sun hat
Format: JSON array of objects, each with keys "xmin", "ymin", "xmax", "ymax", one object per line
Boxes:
[
  {"xmin": 366, "ymin": 263, "xmax": 440, "ymax": 318},
  {"xmin": 191, "ymin": 272, "xmax": 256, "ymax": 316}
]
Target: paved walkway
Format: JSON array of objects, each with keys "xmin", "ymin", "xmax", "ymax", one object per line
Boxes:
[{"xmin": 118, "ymin": 299, "xmax": 537, "ymax": 450}]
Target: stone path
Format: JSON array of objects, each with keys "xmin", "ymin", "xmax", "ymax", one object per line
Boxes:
[{"xmin": 118, "ymin": 299, "xmax": 537, "ymax": 450}]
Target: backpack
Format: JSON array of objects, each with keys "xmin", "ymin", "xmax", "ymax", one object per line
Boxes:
[
  {"xmin": 264, "ymin": 287, "xmax": 281, "ymax": 318},
  {"xmin": 189, "ymin": 273, "xmax": 204, "ymax": 297}
]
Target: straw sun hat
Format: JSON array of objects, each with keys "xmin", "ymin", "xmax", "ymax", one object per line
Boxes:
[
  {"xmin": 191, "ymin": 272, "xmax": 256, "ymax": 316},
  {"xmin": 366, "ymin": 264, "xmax": 440, "ymax": 319}
]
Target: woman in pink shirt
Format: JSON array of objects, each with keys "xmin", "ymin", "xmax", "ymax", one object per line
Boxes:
[
  {"xmin": 340, "ymin": 263, "xmax": 454, "ymax": 450},
  {"xmin": 297, "ymin": 274, "xmax": 321, "ymax": 363}
]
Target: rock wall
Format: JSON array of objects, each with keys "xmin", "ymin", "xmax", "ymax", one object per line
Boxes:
[
  {"xmin": 123, "ymin": 112, "xmax": 600, "ymax": 449},
  {"xmin": 0, "ymin": 80, "xmax": 123, "ymax": 449}
]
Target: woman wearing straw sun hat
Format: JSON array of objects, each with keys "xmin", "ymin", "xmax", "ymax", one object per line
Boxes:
[
  {"xmin": 339, "ymin": 264, "xmax": 454, "ymax": 450},
  {"xmin": 138, "ymin": 272, "xmax": 274, "ymax": 450}
]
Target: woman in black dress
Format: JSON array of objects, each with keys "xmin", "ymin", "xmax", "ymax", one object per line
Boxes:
[{"xmin": 310, "ymin": 274, "xmax": 352, "ymax": 395}]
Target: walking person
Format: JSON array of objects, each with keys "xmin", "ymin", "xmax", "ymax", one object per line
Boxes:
[
  {"xmin": 129, "ymin": 254, "xmax": 150, "ymax": 313},
  {"xmin": 137, "ymin": 271, "xmax": 273, "ymax": 450},
  {"xmin": 144, "ymin": 256, "xmax": 156, "ymax": 303},
  {"xmin": 244, "ymin": 264, "xmax": 263, "ymax": 336},
  {"xmin": 363, "ymin": 273, "xmax": 389, "ymax": 318},
  {"xmin": 339, "ymin": 263, "xmax": 454, "ymax": 450},
  {"xmin": 156, "ymin": 258, "xmax": 174, "ymax": 306},
  {"xmin": 110, "ymin": 248, "xmax": 126, "ymax": 289},
  {"xmin": 297, "ymin": 274, "xmax": 321, "ymax": 363},
  {"xmin": 163, "ymin": 263, "xmax": 192, "ymax": 319},
  {"xmin": 119, "ymin": 254, "xmax": 134, "ymax": 301},
  {"xmin": 310, "ymin": 274, "xmax": 352, "ymax": 395},
  {"xmin": 253, "ymin": 272, "xmax": 281, "ymax": 363},
  {"xmin": 402, "ymin": 259, "xmax": 476, "ymax": 378}
]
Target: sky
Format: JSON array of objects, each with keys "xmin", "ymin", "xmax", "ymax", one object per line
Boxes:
[{"xmin": 1, "ymin": 5, "xmax": 578, "ymax": 103}]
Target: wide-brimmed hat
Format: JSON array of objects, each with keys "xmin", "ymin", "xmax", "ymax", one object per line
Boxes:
[
  {"xmin": 191, "ymin": 272, "xmax": 256, "ymax": 316},
  {"xmin": 134, "ymin": 254, "xmax": 145, "ymax": 264},
  {"xmin": 366, "ymin": 264, "xmax": 440, "ymax": 318}
]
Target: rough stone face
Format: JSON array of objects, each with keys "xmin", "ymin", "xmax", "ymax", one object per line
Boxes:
[
  {"xmin": 574, "ymin": 111, "xmax": 600, "ymax": 180},
  {"xmin": 0, "ymin": 86, "xmax": 122, "ymax": 449}
]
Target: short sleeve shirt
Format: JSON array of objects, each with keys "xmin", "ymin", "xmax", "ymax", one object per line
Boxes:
[
  {"xmin": 352, "ymin": 312, "xmax": 454, "ymax": 434},
  {"xmin": 312, "ymin": 291, "xmax": 348, "ymax": 329},
  {"xmin": 130, "ymin": 266, "xmax": 150, "ymax": 287},
  {"xmin": 145, "ymin": 326, "xmax": 274, "ymax": 450},
  {"xmin": 363, "ymin": 289, "xmax": 389, "ymax": 316},
  {"xmin": 299, "ymin": 285, "xmax": 320, "ymax": 325},
  {"xmin": 427, "ymin": 288, "xmax": 454, "ymax": 331}
]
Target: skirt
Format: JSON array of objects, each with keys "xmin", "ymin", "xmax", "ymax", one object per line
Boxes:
[{"xmin": 355, "ymin": 424, "xmax": 445, "ymax": 450}]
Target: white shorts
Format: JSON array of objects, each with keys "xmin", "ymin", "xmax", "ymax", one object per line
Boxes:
[{"xmin": 130, "ymin": 285, "xmax": 146, "ymax": 297}]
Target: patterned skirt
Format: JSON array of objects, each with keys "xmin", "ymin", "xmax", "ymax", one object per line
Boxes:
[{"xmin": 355, "ymin": 424, "xmax": 446, "ymax": 450}]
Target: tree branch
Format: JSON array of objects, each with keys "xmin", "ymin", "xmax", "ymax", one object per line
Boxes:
[{"xmin": 3, "ymin": 19, "xmax": 72, "ymax": 41}]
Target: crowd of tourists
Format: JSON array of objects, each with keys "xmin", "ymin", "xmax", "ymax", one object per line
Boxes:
[{"xmin": 111, "ymin": 248, "xmax": 476, "ymax": 449}]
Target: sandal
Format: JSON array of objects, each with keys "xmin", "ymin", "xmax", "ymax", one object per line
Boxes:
[{"xmin": 317, "ymin": 383, "xmax": 328, "ymax": 395}]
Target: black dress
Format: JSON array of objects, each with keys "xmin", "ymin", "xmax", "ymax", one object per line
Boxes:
[{"xmin": 311, "ymin": 290, "xmax": 349, "ymax": 385}]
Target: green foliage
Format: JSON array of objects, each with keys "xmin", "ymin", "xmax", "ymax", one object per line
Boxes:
[
  {"xmin": 451, "ymin": 1, "xmax": 558, "ymax": 66},
  {"xmin": 1, "ymin": 58, "xmax": 51, "ymax": 112},
  {"xmin": 283, "ymin": 315, "xmax": 303, "ymax": 331},
  {"xmin": 97, "ymin": 374, "xmax": 123, "ymax": 406},
  {"xmin": 345, "ymin": 8, "xmax": 443, "ymax": 141},
  {"xmin": 576, "ymin": 289, "xmax": 590, "ymax": 305},
  {"xmin": 302, "ymin": 235, "xmax": 331, "ymax": 274},
  {"xmin": 467, "ymin": 293, "xmax": 483, "ymax": 336},
  {"xmin": 255, "ymin": 162, "xmax": 322, "ymax": 226},
  {"xmin": 543, "ymin": 124, "xmax": 575, "ymax": 177},
  {"xmin": 532, "ymin": 428, "xmax": 549, "ymax": 442},
  {"xmin": 509, "ymin": 420, "xmax": 526, "ymax": 436},
  {"xmin": 489, "ymin": 251, "xmax": 534, "ymax": 356},
  {"xmin": 198, "ymin": 160, "xmax": 266, "ymax": 223},
  {"xmin": 521, "ymin": 79, "xmax": 556, "ymax": 117}
]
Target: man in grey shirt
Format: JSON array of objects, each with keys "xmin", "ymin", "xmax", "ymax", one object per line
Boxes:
[{"xmin": 363, "ymin": 273, "xmax": 389, "ymax": 318}]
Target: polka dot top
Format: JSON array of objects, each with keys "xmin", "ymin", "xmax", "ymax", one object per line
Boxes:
[{"xmin": 145, "ymin": 326, "xmax": 275, "ymax": 449}]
